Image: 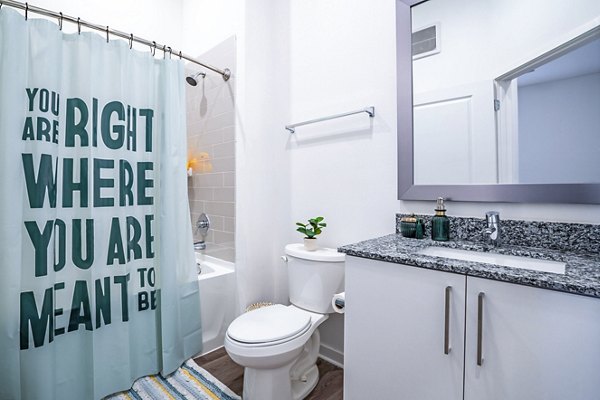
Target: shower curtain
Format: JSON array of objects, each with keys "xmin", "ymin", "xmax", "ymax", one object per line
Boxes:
[{"xmin": 0, "ymin": 8, "xmax": 201, "ymax": 400}]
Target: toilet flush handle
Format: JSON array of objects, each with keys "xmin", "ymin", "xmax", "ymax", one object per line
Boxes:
[{"xmin": 281, "ymin": 255, "xmax": 288, "ymax": 262}]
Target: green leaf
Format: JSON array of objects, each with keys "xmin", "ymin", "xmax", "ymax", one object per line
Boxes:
[{"xmin": 296, "ymin": 217, "xmax": 326, "ymax": 237}]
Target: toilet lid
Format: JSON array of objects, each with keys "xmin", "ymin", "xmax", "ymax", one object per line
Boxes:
[{"xmin": 227, "ymin": 304, "xmax": 312, "ymax": 344}]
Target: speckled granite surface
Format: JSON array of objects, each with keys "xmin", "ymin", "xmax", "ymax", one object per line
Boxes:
[
  {"xmin": 339, "ymin": 219, "xmax": 600, "ymax": 298},
  {"xmin": 396, "ymin": 214, "xmax": 600, "ymax": 256}
]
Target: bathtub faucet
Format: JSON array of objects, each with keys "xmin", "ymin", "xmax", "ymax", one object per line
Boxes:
[{"xmin": 194, "ymin": 213, "xmax": 210, "ymax": 250}]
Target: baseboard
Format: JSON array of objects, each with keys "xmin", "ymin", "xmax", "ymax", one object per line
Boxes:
[
  {"xmin": 319, "ymin": 343, "xmax": 344, "ymax": 368},
  {"xmin": 194, "ymin": 345, "xmax": 224, "ymax": 359}
]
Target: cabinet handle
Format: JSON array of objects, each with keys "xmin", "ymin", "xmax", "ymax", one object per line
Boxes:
[
  {"xmin": 477, "ymin": 292, "xmax": 485, "ymax": 366},
  {"xmin": 444, "ymin": 286, "xmax": 451, "ymax": 355}
]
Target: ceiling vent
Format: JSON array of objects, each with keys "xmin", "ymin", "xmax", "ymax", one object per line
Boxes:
[{"xmin": 412, "ymin": 23, "xmax": 440, "ymax": 59}]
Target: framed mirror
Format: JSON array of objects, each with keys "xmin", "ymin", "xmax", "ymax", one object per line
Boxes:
[{"xmin": 398, "ymin": 0, "xmax": 600, "ymax": 203}]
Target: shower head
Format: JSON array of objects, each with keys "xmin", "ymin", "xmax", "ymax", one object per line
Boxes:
[{"xmin": 186, "ymin": 72, "xmax": 206, "ymax": 86}]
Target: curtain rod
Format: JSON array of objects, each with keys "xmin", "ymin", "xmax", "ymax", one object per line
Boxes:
[{"xmin": 0, "ymin": 0, "xmax": 231, "ymax": 81}]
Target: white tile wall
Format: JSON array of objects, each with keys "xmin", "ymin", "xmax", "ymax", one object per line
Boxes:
[{"xmin": 186, "ymin": 37, "xmax": 236, "ymax": 262}]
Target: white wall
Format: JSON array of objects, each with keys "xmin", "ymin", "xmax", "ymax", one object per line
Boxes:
[
  {"xmin": 26, "ymin": 0, "xmax": 183, "ymax": 53},
  {"xmin": 181, "ymin": 0, "xmax": 241, "ymax": 57},
  {"xmin": 286, "ymin": 0, "xmax": 399, "ymax": 362},
  {"xmin": 233, "ymin": 0, "xmax": 293, "ymax": 310},
  {"xmin": 287, "ymin": 1, "xmax": 399, "ymax": 248}
]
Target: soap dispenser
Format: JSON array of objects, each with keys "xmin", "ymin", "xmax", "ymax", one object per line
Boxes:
[{"xmin": 431, "ymin": 197, "xmax": 450, "ymax": 241}]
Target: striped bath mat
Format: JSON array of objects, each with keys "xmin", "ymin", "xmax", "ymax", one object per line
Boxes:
[{"xmin": 106, "ymin": 359, "xmax": 241, "ymax": 400}]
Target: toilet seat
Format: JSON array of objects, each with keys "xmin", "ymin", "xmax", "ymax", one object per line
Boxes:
[
  {"xmin": 225, "ymin": 305, "xmax": 327, "ymax": 365},
  {"xmin": 227, "ymin": 304, "xmax": 312, "ymax": 346}
]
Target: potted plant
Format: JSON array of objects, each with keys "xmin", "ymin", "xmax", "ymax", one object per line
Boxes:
[{"xmin": 296, "ymin": 216, "xmax": 327, "ymax": 251}]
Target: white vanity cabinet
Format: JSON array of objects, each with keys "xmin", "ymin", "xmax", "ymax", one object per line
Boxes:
[
  {"xmin": 464, "ymin": 276, "xmax": 600, "ymax": 400},
  {"xmin": 344, "ymin": 256, "xmax": 466, "ymax": 400},
  {"xmin": 344, "ymin": 256, "xmax": 600, "ymax": 400}
]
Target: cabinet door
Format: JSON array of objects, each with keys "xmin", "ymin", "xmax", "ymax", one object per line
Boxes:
[
  {"xmin": 344, "ymin": 257, "xmax": 466, "ymax": 400},
  {"xmin": 465, "ymin": 277, "xmax": 600, "ymax": 400}
]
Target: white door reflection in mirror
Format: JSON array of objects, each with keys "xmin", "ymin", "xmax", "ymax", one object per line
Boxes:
[{"xmin": 414, "ymin": 82, "xmax": 496, "ymax": 185}]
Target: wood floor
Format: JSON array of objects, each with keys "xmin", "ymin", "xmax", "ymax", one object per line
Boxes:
[{"xmin": 194, "ymin": 347, "xmax": 343, "ymax": 400}]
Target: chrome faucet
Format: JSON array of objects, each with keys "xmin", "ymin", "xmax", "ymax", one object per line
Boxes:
[
  {"xmin": 484, "ymin": 211, "xmax": 500, "ymax": 246},
  {"xmin": 194, "ymin": 213, "xmax": 210, "ymax": 250}
]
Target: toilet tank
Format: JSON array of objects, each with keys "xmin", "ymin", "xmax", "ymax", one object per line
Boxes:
[{"xmin": 285, "ymin": 244, "xmax": 345, "ymax": 314}]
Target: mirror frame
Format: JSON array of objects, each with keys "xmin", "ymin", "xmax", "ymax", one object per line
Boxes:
[{"xmin": 396, "ymin": 0, "xmax": 600, "ymax": 204}]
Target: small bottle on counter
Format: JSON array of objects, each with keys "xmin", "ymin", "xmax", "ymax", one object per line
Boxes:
[
  {"xmin": 431, "ymin": 197, "xmax": 450, "ymax": 241},
  {"xmin": 415, "ymin": 219, "xmax": 424, "ymax": 239}
]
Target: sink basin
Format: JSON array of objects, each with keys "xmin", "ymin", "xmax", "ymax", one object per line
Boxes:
[{"xmin": 418, "ymin": 247, "xmax": 566, "ymax": 275}]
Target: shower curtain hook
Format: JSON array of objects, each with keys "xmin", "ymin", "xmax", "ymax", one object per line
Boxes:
[
  {"xmin": 151, "ymin": 41, "xmax": 156, "ymax": 56},
  {"xmin": 162, "ymin": 45, "xmax": 167, "ymax": 59},
  {"xmin": 106, "ymin": 26, "xmax": 109, "ymax": 43},
  {"xmin": 129, "ymin": 34, "xmax": 133, "ymax": 49},
  {"xmin": 58, "ymin": 12, "xmax": 63, "ymax": 31},
  {"xmin": 167, "ymin": 47, "xmax": 172, "ymax": 59},
  {"xmin": 25, "ymin": 2, "xmax": 28, "ymax": 20},
  {"xmin": 77, "ymin": 17, "xmax": 81, "ymax": 34},
  {"xmin": 178, "ymin": 51, "xmax": 182, "ymax": 60}
]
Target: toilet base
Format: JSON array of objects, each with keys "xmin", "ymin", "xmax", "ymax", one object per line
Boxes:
[
  {"xmin": 291, "ymin": 364, "xmax": 319, "ymax": 400},
  {"xmin": 242, "ymin": 362, "xmax": 319, "ymax": 400},
  {"xmin": 239, "ymin": 330, "xmax": 322, "ymax": 400}
]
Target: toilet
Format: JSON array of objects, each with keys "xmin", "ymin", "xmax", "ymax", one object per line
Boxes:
[{"xmin": 224, "ymin": 243, "xmax": 345, "ymax": 400}]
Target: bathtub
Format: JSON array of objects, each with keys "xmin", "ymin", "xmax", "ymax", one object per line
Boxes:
[{"xmin": 196, "ymin": 253, "xmax": 237, "ymax": 355}]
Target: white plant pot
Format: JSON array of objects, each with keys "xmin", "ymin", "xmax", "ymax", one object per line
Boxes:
[{"xmin": 304, "ymin": 238, "xmax": 318, "ymax": 251}]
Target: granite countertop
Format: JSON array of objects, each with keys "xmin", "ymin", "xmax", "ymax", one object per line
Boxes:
[{"xmin": 338, "ymin": 234, "xmax": 600, "ymax": 298}]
